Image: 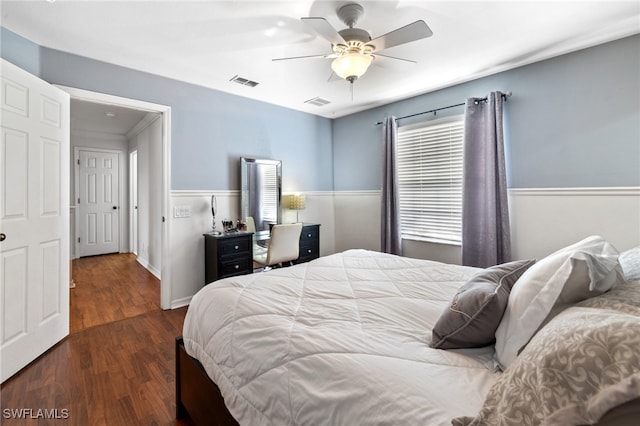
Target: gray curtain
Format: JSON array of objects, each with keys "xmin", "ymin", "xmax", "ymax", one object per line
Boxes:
[
  {"xmin": 462, "ymin": 92, "xmax": 511, "ymax": 267},
  {"xmin": 381, "ymin": 116, "xmax": 402, "ymax": 255}
]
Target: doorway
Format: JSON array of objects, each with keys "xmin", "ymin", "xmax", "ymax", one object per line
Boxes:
[
  {"xmin": 59, "ymin": 85, "xmax": 172, "ymax": 310},
  {"xmin": 76, "ymin": 147, "xmax": 121, "ymax": 257}
]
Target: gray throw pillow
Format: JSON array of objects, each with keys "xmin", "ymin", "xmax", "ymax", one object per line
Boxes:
[{"xmin": 431, "ymin": 259, "xmax": 536, "ymax": 349}]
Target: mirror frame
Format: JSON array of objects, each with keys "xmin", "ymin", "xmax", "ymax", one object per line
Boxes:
[{"xmin": 240, "ymin": 157, "xmax": 282, "ymax": 240}]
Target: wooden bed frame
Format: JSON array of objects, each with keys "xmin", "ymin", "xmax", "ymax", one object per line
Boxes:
[
  {"xmin": 175, "ymin": 337, "xmax": 239, "ymax": 426},
  {"xmin": 176, "ymin": 336, "xmax": 640, "ymax": 426}
]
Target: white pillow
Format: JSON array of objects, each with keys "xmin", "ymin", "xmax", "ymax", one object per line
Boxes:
[
  {"xmin": 619, "ymin": 246, "xmax": 640, "ymax": 281},
  {"xmin": 493, "ymin": 235, "xmax": 621, "ymax": 371}
]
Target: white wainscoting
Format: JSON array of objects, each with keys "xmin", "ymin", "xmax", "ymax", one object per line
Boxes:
[
  {"xmin": 333, "ymin": 187, "xmax": 640, "ymax": 264},
  {"xmin": 167, "ymin": 187, "xmax": 639, "ymax": 307},
  {"xmin": 509, "ymin": 187, "xmax": 640, "ymax": 260},
  {"xmin": 333, "ymin": 191, "xmax": 381, "ymax": 253},
  {"xmin": 168, "ymin": 190, "xmax": 337, "ymax": 308}
]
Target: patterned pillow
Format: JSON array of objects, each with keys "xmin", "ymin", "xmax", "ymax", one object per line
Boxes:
[
  {"xmin": 452, "ymin": 283, "xmax": 640, "ymax": 426},
  {"xmin": 431, "ymin": 259, "xmax": 535, "ymax": 349}
]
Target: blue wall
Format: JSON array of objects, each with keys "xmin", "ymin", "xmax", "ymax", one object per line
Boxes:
[
  {"xmin": 2, "ymin": 27, "xmax": 638, "ymax": 191},
  {"xmin": 333, "ymin": 34, "xmax": 640, "ymax": 190},
  {"xmin": 1, "ymin": 27, "xmax": 41, "ymax": 76},
  {"xmin": 1, "ymin": 27, "xmax": 333, "ymax": 192}
]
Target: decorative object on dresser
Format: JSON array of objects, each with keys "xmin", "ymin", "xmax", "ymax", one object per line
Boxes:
[
  {"xmin": 210, "ymin": 195, "xmax": 221, "ymax": 235},
  {"xmin": 288, "ymin": 193, "xmax": 306, "ymax": 222},
  {"xmin": 203, "ymin": 231, "xmax": 254, "ymax": 284}
]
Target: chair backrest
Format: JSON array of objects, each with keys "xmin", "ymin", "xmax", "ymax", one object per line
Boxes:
[
  {"xmin": 246, "ymin": 216, "xmax": 256, "ymax": 233},
  {"xmin": 266, "ymin": 223, "xmax": 303, "ymax": 266}
]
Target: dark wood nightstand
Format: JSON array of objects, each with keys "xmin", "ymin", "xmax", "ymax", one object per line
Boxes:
[
  {"xmin": 296, "ymin": 224, "xmax": 320, "ymax": 264},
  {"xmin": 203, "ymin": 231, "xmax": 254, "ymax": 284}
]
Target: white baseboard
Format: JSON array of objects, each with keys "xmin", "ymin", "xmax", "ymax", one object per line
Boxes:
[
  {"xmin": 170, "ymin": 296, "xmax": 192, "ymax": 309},
  {"xmin": 136, "ymin": 256, "xmax": 161, "ymax": 279}
]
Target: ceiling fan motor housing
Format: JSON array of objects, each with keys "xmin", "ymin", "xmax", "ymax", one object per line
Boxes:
[
  {"xmin": 335, "ymin": 5, "xmax": 374, "ymax": 54},
  {"xmin": 337, "ymin": 3, "xmax": 365, "ymax": 28},
  {"xmin": 338, "ymin": 27, "xmax": 371, "ymax": 44}
]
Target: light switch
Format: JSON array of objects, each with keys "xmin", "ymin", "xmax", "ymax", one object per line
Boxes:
[{"xmin": 173, "ymin": 205, "xmax": 192, "ymax": 218}]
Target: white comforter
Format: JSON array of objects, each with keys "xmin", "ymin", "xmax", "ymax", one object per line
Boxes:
[{"xmin": 183, "ymin": 249, "xmax": 499, "ymax": 426}]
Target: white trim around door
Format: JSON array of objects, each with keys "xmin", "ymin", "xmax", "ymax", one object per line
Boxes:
[{"xmin": 56, "ymin": 85, "xmax": 173, "ymax": 310}]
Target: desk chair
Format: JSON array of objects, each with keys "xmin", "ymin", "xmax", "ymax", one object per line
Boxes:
[
  {"xmin": 253, "ymin": 223, "xmax": 303, "ymax": 270},
  {"xmin": 246, "ymin": 216, "xmax": 268, "ymax": 256}
]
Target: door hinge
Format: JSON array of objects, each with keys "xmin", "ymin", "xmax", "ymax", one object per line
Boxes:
[
  {"xmin": 77, "ymin": 159, "xmax": 80, "ymax": 165},
  {"xmin": 78, "ymin": 237, "xmax": 80, "ymax": 243},
  {"xmin": 77, "ymin": 198, "xmax": 80, "ymax": 204}
]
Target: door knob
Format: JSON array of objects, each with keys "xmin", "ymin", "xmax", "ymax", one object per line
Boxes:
[
  {"xmin": 112, "ymin": 206, "xmax": 118, "ymax": 210},
  {"xmin": 0, "ymin": 233, "xmax": 5, "ymax": 242}
]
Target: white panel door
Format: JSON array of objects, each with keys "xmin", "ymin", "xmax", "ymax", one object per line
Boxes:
[
  {"xmin": 0, "ymin": 59, "xmax": 70, "ymax": 383},
  {"xmin": 78, "ymin": 149, "xmax": 120, "ymax": 257}
]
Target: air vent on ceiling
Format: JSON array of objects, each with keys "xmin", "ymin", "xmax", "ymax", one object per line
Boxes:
[
  {"xmin": 304, "ymin": 97, "xmax": 331, "ymax": 107},
  {"xmin": 230, "ymin": 75, "xmax": 259, "ymax": 87}
]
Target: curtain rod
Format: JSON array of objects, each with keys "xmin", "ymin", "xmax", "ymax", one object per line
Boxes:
[{"xmin": 376, "ymin": 91, "xmax": 512, "ymax": 125}]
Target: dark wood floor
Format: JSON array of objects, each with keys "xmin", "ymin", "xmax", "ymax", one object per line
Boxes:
[
  {"xmin": 70, "ymin": 253, "xmax": 161, "ymax": 332},
  {"xmin": 1, "ymin": 254, "xmax": 195, "ymax": 425}
]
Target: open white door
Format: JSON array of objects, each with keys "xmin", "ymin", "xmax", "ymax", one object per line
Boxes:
[{"xmin": 0, "ymin": 59, "xmax": 70, "ymax": 383}]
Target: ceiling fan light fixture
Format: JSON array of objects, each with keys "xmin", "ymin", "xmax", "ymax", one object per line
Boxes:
[{"xmin": 331, "ymin": 52, "xmax": 373, "ymax": 82}]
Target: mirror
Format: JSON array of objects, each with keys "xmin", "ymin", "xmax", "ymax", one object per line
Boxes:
[{"xmin": 240, "ymin": 157, "xmax": 282, "ymax": 240}]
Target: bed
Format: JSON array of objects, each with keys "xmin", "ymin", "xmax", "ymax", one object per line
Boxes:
[{"xmin": 177, "ymin": 237, "xmax": 640, "ymax": 425}]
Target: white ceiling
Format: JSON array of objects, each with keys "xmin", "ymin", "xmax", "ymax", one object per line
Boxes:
[
  {"xmin": 2, "ymin": 1, "xmax": 639, "ymax": 121},
  {"xmin": 70, "ymin": 99, "xmax": 150, "ymax": 135}
]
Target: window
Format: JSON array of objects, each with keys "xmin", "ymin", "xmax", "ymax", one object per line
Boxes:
[{"xmin": 396, "ymin": 116, "xmax": 464, "ymax": 245}]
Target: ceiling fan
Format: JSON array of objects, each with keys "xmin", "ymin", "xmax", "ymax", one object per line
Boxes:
[{"xmin": 273, "ymin": 3, "xmax": 433, "ymax": 84}]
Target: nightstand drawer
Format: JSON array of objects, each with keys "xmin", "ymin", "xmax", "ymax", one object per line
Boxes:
[
  {"xmin": 218, "ymin": 237, "xmax": 251, "ymax": 257},
  {"xmin": 298, "ymin": 244, "xmax": 318, "ymax": 263},
  {"xmin": 219, "ymin": 255, "xmax": 253, "ymax": 279},
  {"xmin": 300, "ymin": 225, "xmax": 319, "ymax": 243}
]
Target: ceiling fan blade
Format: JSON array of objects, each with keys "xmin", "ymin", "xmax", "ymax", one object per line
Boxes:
[
  {"xmin": 374, "ymin": 53, "xmax": 417, "ymax": 64},
  {"xmin": 302, "ymin": 17, "xmax": 346, "ymax": 45},
  {"xmin": 369, "ymin": 20, "xmax": 433, "ymax": 52},
  {"xmin": 327, "ymin": 71, "xmax": 343, "ymax": 83},
  {"xmin": 272, "ymin": 53, "xmax": 336, "ymax": 61},
  {"xmin": 372, "ymin": 54, "xmax": 417, "ymax": 72}
]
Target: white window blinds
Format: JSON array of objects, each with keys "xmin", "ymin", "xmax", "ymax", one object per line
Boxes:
[
  {"xmin": 259, "ymin": 165, "xmax": 278, "ymax": 226},
  {"xmin": 396, "ymin": 117, "xmax": 464, "ymax": 245}
]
